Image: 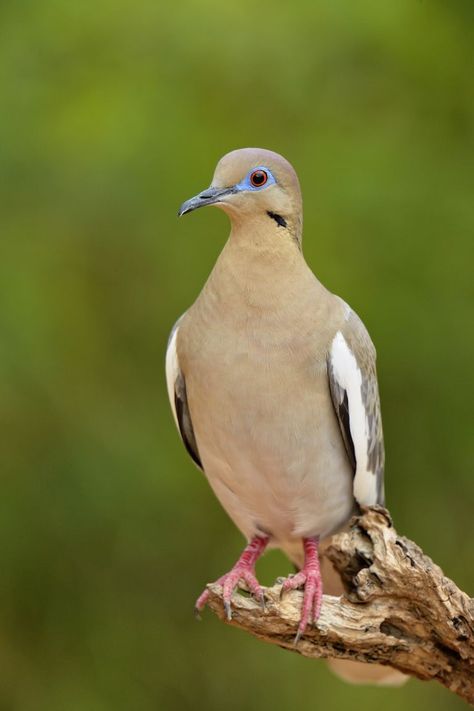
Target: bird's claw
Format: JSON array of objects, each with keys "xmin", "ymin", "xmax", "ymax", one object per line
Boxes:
[
  {"xmin": 195, "ymin": 568, "xmax": 265, "ymax": 622},
  {"xmin": 279, "ymin": 569, "xmax": 322, "ymax": 644},
  {"xmin": 293, "ymin": 627, "xmax": 303, "ymax": 646},
  {"xmin": 194, "ymin": 536, "xmax": 269, "ymax": 622}
]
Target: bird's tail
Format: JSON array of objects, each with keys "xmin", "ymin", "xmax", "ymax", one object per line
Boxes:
[{"xmin": 281, "ymin": 538, "xmax": 408, "ymax": 687}]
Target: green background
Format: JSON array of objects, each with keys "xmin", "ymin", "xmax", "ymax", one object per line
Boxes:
[{"xmin": 0, "ymin": 0, "xmax": 473, "ymax": 709}]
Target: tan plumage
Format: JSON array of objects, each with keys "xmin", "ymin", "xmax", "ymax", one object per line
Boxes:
[{"xmin": 167, "ymin": 148, "xmax": 405, "ymax": 685}]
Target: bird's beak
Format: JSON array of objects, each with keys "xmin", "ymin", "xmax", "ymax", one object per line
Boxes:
[{"xmin": 178, "ymin": 186, "xmax": 236, "ymax": 217}]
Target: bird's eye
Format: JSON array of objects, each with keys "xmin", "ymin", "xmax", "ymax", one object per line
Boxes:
[{"xmin": 250, "ymin": 170, "xmax": 268, "ymax": 188}]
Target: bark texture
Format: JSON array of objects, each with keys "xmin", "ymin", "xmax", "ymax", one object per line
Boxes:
[{"xmin": 205, "ymin": 507, "xmax": 474, "ymax": 705}]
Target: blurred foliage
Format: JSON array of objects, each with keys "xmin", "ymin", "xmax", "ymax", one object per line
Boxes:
[{"xmin": 0, "ymin": 0, "xmax": 473, "ymax": 709}]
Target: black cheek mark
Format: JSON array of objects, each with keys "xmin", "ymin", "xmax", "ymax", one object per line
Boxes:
[{"xmin": 267, "ymin": 211, "xmax": 287, "ymax": 228}]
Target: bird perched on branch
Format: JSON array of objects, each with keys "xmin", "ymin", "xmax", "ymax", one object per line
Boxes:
[{"xmin": 166, "ymin": 148, "xmax": 401, "ymax": 683}]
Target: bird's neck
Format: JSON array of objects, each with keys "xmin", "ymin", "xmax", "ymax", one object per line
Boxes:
[
  {"xmin": 225, "ymin": 219, "xmax": 304, "ymax": 283},
  {"xmin": 228, "ymin": 210, "xmax": 302, "ymax": 249},
  {"xmin": 200, "ymin": 221, "xmax": 322, "ymax": 316}
]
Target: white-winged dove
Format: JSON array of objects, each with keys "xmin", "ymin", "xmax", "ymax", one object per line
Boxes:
[{"xmin": 166, "ymin": 148, "xmax": 404, "ymax": 684}]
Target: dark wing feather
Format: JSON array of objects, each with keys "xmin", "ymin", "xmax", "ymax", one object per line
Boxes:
[
  {"xmin": 166, "ymin": 318, "xmax": 203, "ymax": 471},
  {"xmin": 327, "ymin": 368, "xmax": 356, "ymax": 471},
  {"xmin": 174, "ymin": 372, "xmax": 203, "ymax": 470}
]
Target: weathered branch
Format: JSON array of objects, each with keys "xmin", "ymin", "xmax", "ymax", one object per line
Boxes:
[{"xmin": 205, "ymin": 507, "xmax": 474, "ymax": 705}]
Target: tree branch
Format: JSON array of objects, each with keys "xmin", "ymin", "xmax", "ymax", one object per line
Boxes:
[{"xmin": 205, "ymin": 507, "xmax": 474, "ymax": 705}]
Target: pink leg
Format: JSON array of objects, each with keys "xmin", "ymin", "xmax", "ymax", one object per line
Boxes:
[
  {"xmin": 195, "ymin": 535, "xmax": 269, "ymax": 621},
  {"xmin": 280, "ymin": 536, "xmax": 322, "ymax": 643}
]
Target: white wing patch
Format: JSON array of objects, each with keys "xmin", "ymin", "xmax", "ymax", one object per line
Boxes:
[
  {"xmin": 165, "ymin": 324, "xmax": 180, "ymax": 429},
  {"xmin": 330, "ymin": 331, "xmax": 378, "ymax": 505}
]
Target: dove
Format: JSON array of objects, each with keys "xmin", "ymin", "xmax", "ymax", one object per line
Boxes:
[{"xmin": 166, "ymin": 147, "xmax": 387, "ymax": 650}]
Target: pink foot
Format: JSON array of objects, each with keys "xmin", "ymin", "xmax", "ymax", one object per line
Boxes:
[
  {"xmin": 195, "ymin": 535, "xmax": 269, "ymax": 621},
  {"xmin": 280, "ymin": 536, "xmax": 322, "ymax": 643}
]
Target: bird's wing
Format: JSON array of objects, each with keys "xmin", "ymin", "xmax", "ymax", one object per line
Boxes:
[
  {"xmin": 165, "ymin": 316, "xmax": 203, "ymax": 471},
  {"xmin": 327, "ymin": 308, "xmax": 385, "ymax": 506}
]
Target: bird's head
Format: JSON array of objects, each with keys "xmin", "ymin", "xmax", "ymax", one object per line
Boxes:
[{"xmin": 178, "ymin": 148, "xmax": 303, "ymax": 244}]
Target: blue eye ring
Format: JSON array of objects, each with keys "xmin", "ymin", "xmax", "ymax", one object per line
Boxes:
[
  {"xmin": 235, "ymin": 166, "xmax": 276, "ymax": 192},
  {"xmin": 249, "ymin": 169, "xmax": 268, "ymax": 188}
]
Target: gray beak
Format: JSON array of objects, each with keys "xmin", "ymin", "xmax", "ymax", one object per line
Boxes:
[{"xmin": 178, "ymin": 186, "xmax": 236, "ymax": 217}]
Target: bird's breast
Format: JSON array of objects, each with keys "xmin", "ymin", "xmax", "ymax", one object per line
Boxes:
[
  {"xmin": 177, "ymin": 260, "xmax": 354, "ymax": 541},
  {"xmin": 179, "ymin": 305, "xmax": 353, "ymax": 542}
]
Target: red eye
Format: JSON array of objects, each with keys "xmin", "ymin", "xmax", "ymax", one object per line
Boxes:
[{"xmin": 250, "ymin": 169, "xmax": 268, "ymax": 188}]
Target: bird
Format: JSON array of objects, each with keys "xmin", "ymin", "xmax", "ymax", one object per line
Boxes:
[{"xmin": 166, "ymin": 147, "xmax": 404, "ymax": 683}]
